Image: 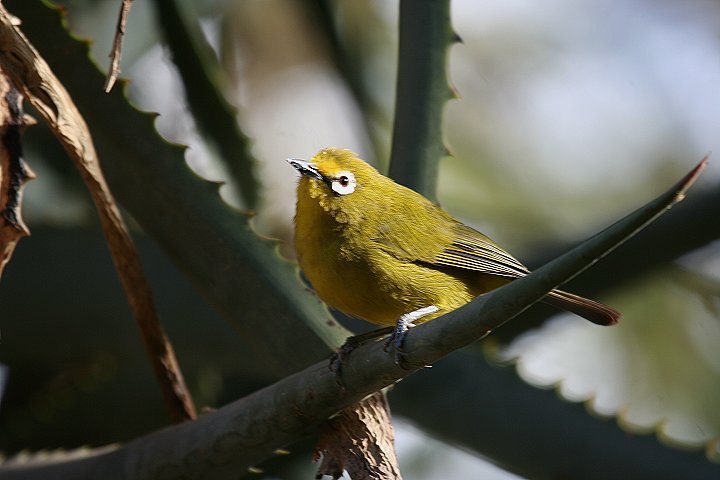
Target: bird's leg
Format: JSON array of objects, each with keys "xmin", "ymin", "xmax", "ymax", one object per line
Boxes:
[
  {"xmin": 330, "ymin": 326, "xmax": 394, "ymax": 384},
  {"xmin": 384, "ymin": 306, "xmax": 439, "ymax": 367}
]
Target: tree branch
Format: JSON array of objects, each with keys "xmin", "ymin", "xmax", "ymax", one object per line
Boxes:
[
  {"xmin": 104, "ymin": 0, "xmax": 134, "ymax": 93},
  {"xmin": 0, "ymin": 158, "xmax": 705, "ymax": 479}
]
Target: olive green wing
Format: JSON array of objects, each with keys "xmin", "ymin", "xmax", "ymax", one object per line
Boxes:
[
  {"xmin": 371, "ymin": 201, "xmax": 529, "ymax": 279},
  {"xmin": 431, "ymin": 224, "xmax": 530, "ymax": 278}
]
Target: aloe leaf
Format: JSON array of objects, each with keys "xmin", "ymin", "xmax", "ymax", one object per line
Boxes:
[
  {"xmin": 388, "ymin": 0, "xmax": 457, "ymax": 201},
  {"xmin": 392, "ymin": 351, "xmax": 720, "ymax": 480},
  {"xmin": 150, "ymin": 0, "xmax": 259, "ymax": 209},
  {"xmin": 6, "ymin": 0, "xmax": 348, "ymax": 376}
]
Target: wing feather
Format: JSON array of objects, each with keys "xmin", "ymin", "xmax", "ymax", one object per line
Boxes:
[
  {"xmin": 373, "ymin": 215, "xmax": 529, "ymax": 279},
  {"xmin": 433, "ymin": 227, "xmax": 529, "ymax": 278}
]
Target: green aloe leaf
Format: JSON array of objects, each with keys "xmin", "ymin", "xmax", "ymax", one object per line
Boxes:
[
  {"xmin": 6, "ymin": 0, "xmax": 348, "ymax": 376},
  {"xmin": 150, "ymin": 0, "xmax": 259, "ymax": 210},
  {"xmin": 388, "ymin": 0, "xmax": 458, "ymax": 201}
]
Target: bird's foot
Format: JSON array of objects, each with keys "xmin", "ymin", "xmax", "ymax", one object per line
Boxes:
[
  {"xmin": 330, "ymin": 327, "xmax": 394, "ymax": 385},
  {"xmin": 384, "ymin": 306, "xmax": 439, "ymax": 369}
]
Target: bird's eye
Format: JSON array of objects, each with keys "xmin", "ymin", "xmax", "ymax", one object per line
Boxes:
[{"xmin": 331, "ymin": 171, "xmax": 356, "ymax": 195}]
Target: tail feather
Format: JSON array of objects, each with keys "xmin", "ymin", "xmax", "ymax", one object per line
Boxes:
[{"xmin": 543, "ymin": 290, "xmax": 620, "ymax": 326}]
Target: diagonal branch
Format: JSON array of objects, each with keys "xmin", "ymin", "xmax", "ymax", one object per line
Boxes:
[
  {"xmin": 0, "ymin": 158, "xmax": 705, "ymax": 479},
  {"xmin": 340, "ymin": 157, "xmax": 708, "ymax": 375},
  {"xmin": 496, "ymin": 181, "xmax": 720, "ymax": 342}
]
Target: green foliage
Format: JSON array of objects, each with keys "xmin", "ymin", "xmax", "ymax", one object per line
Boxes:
[
  {"xmin": 150, "ymin": 0, "xmax": 260, "ymax": 209},
  {"xmin": 389, "ymin": 0, "xmax": 457, "ymax": 201},
  {"xmin": 7, "ymin": 0, "xmax": 348, "ymax": 374}
]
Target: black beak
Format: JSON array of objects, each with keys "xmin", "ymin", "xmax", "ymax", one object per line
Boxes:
[{"xmin": 287, "ymin": 158, "xmax": 325, "ymax": 183}]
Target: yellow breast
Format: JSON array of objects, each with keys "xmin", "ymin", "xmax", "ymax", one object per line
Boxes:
[{"xmin": 294, "ymin": 180, "xmax": 477, "ymax": 325}]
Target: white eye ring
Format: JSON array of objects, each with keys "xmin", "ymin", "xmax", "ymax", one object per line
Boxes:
[{"xmin": 331, "ymin": 171, "xmax": 356, "ymax": 195}]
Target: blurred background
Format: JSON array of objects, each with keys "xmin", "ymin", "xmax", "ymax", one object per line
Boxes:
[{"xmin": 1, "ymin": 0, "xmax": 719, "ymax": 478}]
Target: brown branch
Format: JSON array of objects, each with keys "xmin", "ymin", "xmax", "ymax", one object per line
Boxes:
[
  {"xmin": 0, "ymin": 66, "xmax": 34, "ymax": 280},
  {"xmin": 314, "ymin": 392, "xmax": 402, "ymax": 480},
  {"xmin": 104, "ymin": 0, "xmax": 134, "ymax": 93},
  {"xmin": 0, "ymin": 4, "xmax": 196, "ymax": 422}
]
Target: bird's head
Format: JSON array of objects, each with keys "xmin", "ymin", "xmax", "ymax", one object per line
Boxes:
[{"xmin": 288, "ymin": 148, "xmax": 385, "ymax": 224}]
